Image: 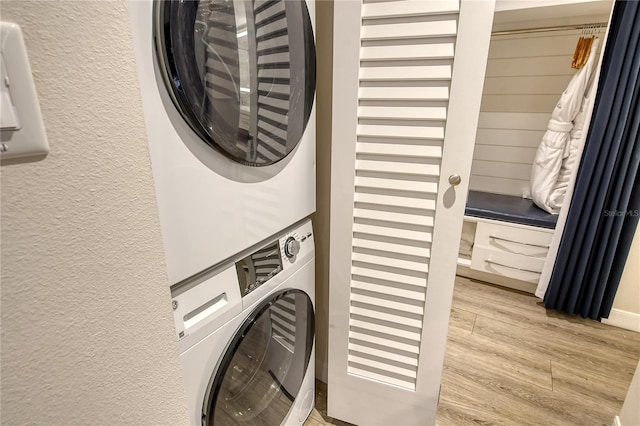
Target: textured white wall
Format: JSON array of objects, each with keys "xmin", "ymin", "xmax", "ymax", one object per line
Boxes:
[{"xmin": 0, "ymin": 1, "xmax": 190, "ymax": 424}]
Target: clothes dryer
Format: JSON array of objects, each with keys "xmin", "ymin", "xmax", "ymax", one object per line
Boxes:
[
  {"xmin": 171, "ymin": 220, "xmax": 315, "ymax": 426},
  {"xmin": 129, "ymin": 0, "xmax": 316, "ymax": 284}
]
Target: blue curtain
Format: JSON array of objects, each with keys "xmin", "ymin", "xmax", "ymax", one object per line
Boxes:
[{"xmin": 544, "ymin": 0, "xmax": 640, "ymax": 320}]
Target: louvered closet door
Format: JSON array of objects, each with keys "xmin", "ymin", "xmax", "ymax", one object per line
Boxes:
[{"xmin": 327, "ymin": 1, "xmax": 495, "ymax": 425}]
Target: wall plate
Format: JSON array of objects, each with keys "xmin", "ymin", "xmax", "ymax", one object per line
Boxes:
[{"xmin": 0, "ymin": 22, "xmax": 48, "ymax": 163}]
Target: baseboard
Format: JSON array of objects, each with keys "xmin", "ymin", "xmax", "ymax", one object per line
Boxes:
[
  {"xmin": 602, "ymin": 309, "xmax": 640, "ymax": 333},
  {"xmin": 316, "ymin": 358, "xmax": 328, "ymax": 383},
  {"xmin": 612, "ymin": 415, "xmax": 621, "ymax": 426}
]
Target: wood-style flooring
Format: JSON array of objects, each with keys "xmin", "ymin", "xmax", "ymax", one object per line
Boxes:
[{"xmin": 306, "ymin": 276, "xmax": 640, "ymax": 426}]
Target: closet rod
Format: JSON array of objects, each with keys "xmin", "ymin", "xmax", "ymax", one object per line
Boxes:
[{"xmin": 492, "ymin": 22, "xmax": 608, "ymax": 36}]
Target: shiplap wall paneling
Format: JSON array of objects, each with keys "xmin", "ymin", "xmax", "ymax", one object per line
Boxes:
[{"xmin": 470, "ymin": 29, "xmax": 605, "ymax": 196}]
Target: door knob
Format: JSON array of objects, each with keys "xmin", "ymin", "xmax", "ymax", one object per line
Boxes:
[{"xmin": 449, "ymin": 174, "xmax": 462, "ymax": 186}]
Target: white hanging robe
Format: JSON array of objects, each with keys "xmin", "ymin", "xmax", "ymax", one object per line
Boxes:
[
  {"xmin": 548, "ymin": 38, "xmax": 601, "ymax": 211},
  {"xmin": 530, "ymin": 38, "xmax": 600, "ymax": 214}
]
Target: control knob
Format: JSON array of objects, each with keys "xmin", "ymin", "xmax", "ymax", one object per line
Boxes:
[{"xmin": 284, "ymin": 236, "xmax": 300, "ymax": 258}]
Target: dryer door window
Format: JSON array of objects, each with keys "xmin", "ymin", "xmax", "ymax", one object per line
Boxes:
[
  {"xmin": 155, "ymin": 0, "xmax": 316, "ymax": 166},
  {"xmin": 204, "ymin": 290, "xmax": 314, "ymax": 425}
]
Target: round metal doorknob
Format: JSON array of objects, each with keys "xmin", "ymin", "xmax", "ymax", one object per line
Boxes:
[{"xmin": 449, "ymin": 174, "xmax": 462, "ymax": 186}]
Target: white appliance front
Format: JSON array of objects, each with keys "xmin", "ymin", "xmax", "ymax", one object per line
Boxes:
[
  {"xmin": 173, "ymin": 220, "xmax": 315, "ymax": 425},
  {"xmin": 129, "ymin": 0, "xmax": 316, "ymax": 284}
]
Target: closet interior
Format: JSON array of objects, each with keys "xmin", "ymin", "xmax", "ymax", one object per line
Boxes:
[{"xmin": 456, "ymin": 0, "xmax": 614, "ymax": 293}]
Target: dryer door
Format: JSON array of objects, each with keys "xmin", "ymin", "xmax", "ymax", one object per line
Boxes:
[
  {"xmin": 203, "ymin": 289, "xmax": 314, "ymax": 425},
  {"xmin": 154, "ymin": 0, "xmax": 316, "ymax": 166}
]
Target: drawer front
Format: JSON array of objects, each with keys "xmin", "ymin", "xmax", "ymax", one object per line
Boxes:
[
  {"xmin": 471, "ymin": 247, "xmax": 544, "ymax": 283},
  {"xmin": 475, "ymin": 221, "xmax": 553, "ymax": 258}
]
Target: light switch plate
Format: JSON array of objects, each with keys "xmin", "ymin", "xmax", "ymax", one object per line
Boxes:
[{"xmin": 0, "ymin": 22, "xmax": 48, "ymax": 163}]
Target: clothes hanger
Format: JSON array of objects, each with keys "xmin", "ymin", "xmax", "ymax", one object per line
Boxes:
[{"xmin": 572, "ymin": 33, "xmax": 584, "ymax": 69}]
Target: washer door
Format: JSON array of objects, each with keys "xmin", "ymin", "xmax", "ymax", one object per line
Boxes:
[
  {"xmin": 154, "ymin": 0, "xmax": 316, "ymax": 166},
  {"xmin": 203, "ymin": 290, "xmax": 314, "ymax": 425}
]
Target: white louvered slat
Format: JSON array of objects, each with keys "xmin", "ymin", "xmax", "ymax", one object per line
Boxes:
[
  {"xmin": 356, "ymin": 158, "xmax": 439, "ymax": 176},
  {"xmin": 348, "ymin": 342, "xmax": 418, "ymax": 367},
  {"xmin": 350, "ymin": 278, "xmax": 426, "ymax": 301},
  {"xmin": 354, "ymin": 176, "xmax": 438, "ymax": 194},
  {"xmin": 359, "ymin": 65, "xmax": 452, "ymax": 82},
  {"xmin": 349, "ymin": 318, "xmax": 421, "ymax": 340},
  {"xmin": 361, "ymin": 0, "xmax": 459, "ymax": 19},
  {"xmin": 351, "ymin": 252, "xmax": 428, "ymax": 274},
  {"xmin": 360, "ymin": 42, "xmax": 455, "ymax": 61},
  {"xmin": 350, "ymin": 306, "xmax": 423, "ymax": 328},
  {"xmin": 353, "ymin": 191, "xmax": 437, "ymax": 210},
  {"xmin": 353, "ymin": 207, "xmax": 435, "ymax": 227},
  {"xmin": 353, "ymin": 236, "xmax": 430, "ymax": 258},
  {"xmin": 358, "ymin": 86, "xmax": 449, "ymax": 101},
  {"xmin": 357, "ymin": 124, "xmax": 445, "ymax": 140},
  {"xmin": 348, "ymin": 353, "xmax": 417, "ymax": 378},
  {"xmin": 352, "ymin": 221, "xmax": 433, "ymax": 244},
  {"xmin": 351, "ymin": 264, "xmax": 427, "ymax": 288},
  {"xmin": 361, "ymin": 20, "xmax": 457, "ymax": 41},
  {"xmin": 344, "ymin": 3, "xmax": 460, "ymax": 394},
  {"xmin": 358, "ymin": 105, "xmax": 447, "ymax": 121},
  {"xmin": 348, "ymin": 329, "xmax": 420, "ymax": 354},
  {"xmin": 356, "ymin": 141, "xmax": 442, "ymax": 158},
  {"xmin": 348, "ymin": 365, "xmax": 415, "ymax": 389},
  {"xmin": 350, "ymin": 290, "xmax": 424, "ymax": 316}
]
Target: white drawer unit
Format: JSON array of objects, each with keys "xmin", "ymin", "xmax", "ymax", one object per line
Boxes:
[
  {"xmin": 471, "ymin": 246, "xmax": 545, "ymax": 283},
  {"xmin": 458, "ymin": 217, "xmax": 555, "ymax": 290},
  {"xmin": 475, "ymin": 221, "xmax": 552, "ymax": 258}
]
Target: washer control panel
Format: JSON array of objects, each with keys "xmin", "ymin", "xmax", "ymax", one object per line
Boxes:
[
  {"xmin": 171, "ymin": 220, "xmax": 314, "ymax": 353},
  {"xmin": 235, "ymin": 220, "xmax": 314, "ymax": 298},
  {"xmin": 279, "ymin": 220, "xmax": 313, "ymax": 267}
]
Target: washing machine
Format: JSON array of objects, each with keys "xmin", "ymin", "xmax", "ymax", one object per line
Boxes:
[
  {"xmin": 128, "ymin": 0, "xmax": 317, "ymax": 285},
  {"xmin": 171, "ymin": 220, "xmax": 315, "ymax": 425}
]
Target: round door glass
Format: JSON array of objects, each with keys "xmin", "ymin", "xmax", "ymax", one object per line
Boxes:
[
  {"xmin": 155, "ymin": 0, "xmax": 316, "ymax": 166},
  {"xmin": 204, "ymin": 290, "xmax": 314, "ymax": 425}
]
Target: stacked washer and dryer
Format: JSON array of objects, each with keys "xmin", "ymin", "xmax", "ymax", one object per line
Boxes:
[{"xmin": 129, "ymin": 0, "xmax": 317, "ymax": 424}]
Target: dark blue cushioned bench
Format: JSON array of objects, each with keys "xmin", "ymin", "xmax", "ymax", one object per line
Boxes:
[{"xmin": 465, "ymin": 190, "xmax": 558, "ymax": 229}]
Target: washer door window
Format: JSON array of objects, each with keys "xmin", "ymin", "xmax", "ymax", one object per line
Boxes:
[
  {"xmin": 155, "ymin": 0, "xmax": 316, "ymax": 166},
  {"xmin": 204, "ymin": 290, "xmax": 314, "ymax": 425}
]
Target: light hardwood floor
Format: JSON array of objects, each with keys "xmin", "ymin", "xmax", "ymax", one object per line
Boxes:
[{"xmin": 306, "ymin": 276, "xmax": 640, "ymax": 426}]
